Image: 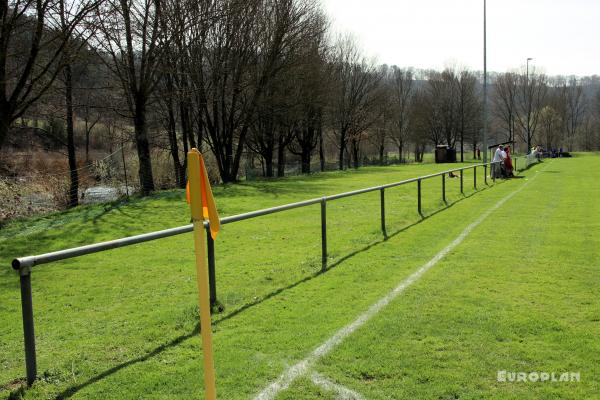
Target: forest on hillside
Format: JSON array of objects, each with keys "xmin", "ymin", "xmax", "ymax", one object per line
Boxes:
[{"xmin": 1, "ymin": 0, "xmax": 600, "ymax": 221}]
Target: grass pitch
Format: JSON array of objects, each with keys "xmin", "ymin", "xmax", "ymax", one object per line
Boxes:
[{"xmin": 1, "ymin": 155, "xmax": 598, "ymax": 399}]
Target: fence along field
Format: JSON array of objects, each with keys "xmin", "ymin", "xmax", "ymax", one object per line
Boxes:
[{"xmin": 4, "ymin": 157, "xmax": 531, "ymax": 398}]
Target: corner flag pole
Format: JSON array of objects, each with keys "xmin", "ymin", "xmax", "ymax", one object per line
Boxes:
[{"xmin": 187, "ymin": 149, "xmax": 217, "ymax": 400}]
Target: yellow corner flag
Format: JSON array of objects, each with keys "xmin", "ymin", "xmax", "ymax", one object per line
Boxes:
[
  {"xmin": 186, "ymin": 148, "xmax": 219, "ymax": 400},
  {"xmin": 186, "ymin": 150, "xmax": 220, "ymax": 239}
]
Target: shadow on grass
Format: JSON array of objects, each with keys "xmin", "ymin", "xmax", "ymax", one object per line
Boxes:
[{"xmin": 43, "ymin": 180, "xmax": 506, "ymax": 400}]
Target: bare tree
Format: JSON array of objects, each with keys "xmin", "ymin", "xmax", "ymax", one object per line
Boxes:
[
  {"xmin": 0, "ymin": 0, "xmax": 99, "ymax": 151},
  {"xmin": 492, "ymin": 72, "xmax": 518, "ymax": 146},
  {"xmin": 329, "ymin": 34, "xmax": 381, "ymax": 170},
  {"xmin": 561, "ymin": 78, "xmax": 587, "ymax": 151},
  {"xmin": 94, "ymin": 0, "xmax": 171, "ymax": 194},
  {"xmin": 455, "ymin": 69, "xmax": 480, "ymax": 161},
  {"xmin": 288, "ymin": 19, "xmax": 328, "ymax": 174},
  {"xmin": 55, "ymin": 0, "xmax": 102, "ymax": 207},
  {"xmin": 407, "ymin": 89, "xmax": 429, "ymax": 162},
  {"xmin": 579, "ymin": 114, "xmax": 598, "ymax": 151},
  {"xmin": 425, "ymin": 69, "xmax": 459, "ymax": 148},
  {"xmin": 538, "ymin": 105, "xmax": 561, "ymax": 150},
  {"xmin": 196, "ymin": 0, "xmax": 323, "ymax": 182},
  {"xmin": 515, "ymin": 68, "xmax": 547, "ymax": 152},
  {"xmin": 247, "ymin": 82, "xmax": 286, "ymax": 177},
  {"xmin": 388, "ymin": 66, "xmax": 413, "ymax": 161}
]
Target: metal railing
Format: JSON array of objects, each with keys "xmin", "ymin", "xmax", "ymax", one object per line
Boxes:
[{"xmin": 11, "ymin": 160, "xmax": 506, "ymax": 386}]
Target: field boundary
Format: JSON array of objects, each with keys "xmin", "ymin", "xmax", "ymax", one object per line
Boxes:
[{"xmin": 254, "ymin": 161, "xmax": 549, "ymax": 400}]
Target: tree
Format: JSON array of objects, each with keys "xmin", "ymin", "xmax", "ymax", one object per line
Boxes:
[
  {"xmin": 492, "ymin": 72, "xmax": 518, "ymax": 146},
  {"xmin": 247, "ymin": 82, "xmax": 285, "ymax": 177},
  {"xmin": 196, "ymin": 0, "xmax": 323, "ymax": 182},
  {"xmin": 94, "ymin": 0, "xmax": 170, "ymax": 194},
  {"xmin": 288, "ymin": 21, "xmax": 328, "ymax": 174},
  {"xmin": 455, "ymin": 69, "xmax": 480, "ymax": 161},
  {"xmin": 329, "ymin": 34, "xmax": 381, "ymax": 170},
  {"xmin": 538, "ymin": 105, "xmax": 561, "ymax": 150},
  {"xmin": 515, "ymin": 69, "xmax": 547, "ymax": 152},
  {"xmin": 388, "ymin": 66, "xmax": 414, "ymax": 162},
  {"xmin": 423, "ymin": 69, "xmax": 459, "ymax": 149},
  {"xmin": 561, "ymin": 78, "xmax": 587, "ymax": 151},
  {"xmin": 0, "ymin": 0, "xmax": 99, "ymax": 151},
  {"xmin": 407, "ymin": 90, "xmax": 428, "ymax": 162}
]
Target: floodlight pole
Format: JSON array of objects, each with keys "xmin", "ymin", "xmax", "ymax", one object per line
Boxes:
[
  {"xmin": 526, "ymin": 57, "xmax": 533, "ymax": 153},
  {"xmin": 482, "ymin": 0, "xmax": 488, "ymax": 164}
]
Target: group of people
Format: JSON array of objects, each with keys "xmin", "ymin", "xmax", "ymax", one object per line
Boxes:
[
  {"xmin": 492, "ymin": 145, "xmax": 514, "ymax": 179},
  {"xmin": 532, "ymin": 145, "xmax": 565, "ymax": 159}
]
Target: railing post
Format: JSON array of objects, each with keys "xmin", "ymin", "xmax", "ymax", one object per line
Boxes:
[
  {"xmin": 19, "ymin": 268, "xmax": 37, "ymax": 386},
  {"xmin": 380, "ymin": 188, "xmax": 386, "ymax": 237},
  {"xmin": 493, "ymin": 162, "xmax": 496, "ymax": 183},
  {"xmin": 441, "ymin": 174, "xmax": 446, "ymax": 203},
  {"xmin": 320, "ymin": 198, "xmax": 327, "ymax": 271},
  {"xmin": 460, "ymin": 169, "xmax": 464, "ymax": 194},
  {"xmin": 484, "ymin": 164, "xmax": 488, "ymax": 185},
  {"xmin": 206, "ymin": 225, "xmax": 217, "ymax": 308},
  {"xmin": 417, "ymin": 179, "xmax": 422, "ymax": 215},
  {"xmin": 474, "ymin": 166, "xmax": 477, "ymax": 190}
]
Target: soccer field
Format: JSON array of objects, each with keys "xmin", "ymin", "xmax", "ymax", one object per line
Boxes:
[{"xmin": 1, "ymin": 155, "xmax": 599, "ymax": 399}]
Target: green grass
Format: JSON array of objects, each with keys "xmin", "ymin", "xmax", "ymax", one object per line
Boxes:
[{"xmin": 1, "ymin": 155, "xmax": 598, "ymax": 399}]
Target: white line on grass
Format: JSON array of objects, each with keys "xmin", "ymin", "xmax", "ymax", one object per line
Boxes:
[
  {"xmin": 254, "ymin": 164, "xmax": 548, "ymax": 400},
  {"xmin": 310, "ymin": 372, "xmax": 366, "ymax": 400}
]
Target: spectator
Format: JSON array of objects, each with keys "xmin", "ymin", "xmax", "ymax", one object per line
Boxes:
[
  {"xmin": 492, "ymin": 145, "xmax": 505, "ymax": 179},
  {"xmin": 504, "ymin": 146, "xmax": 514, "ymax": 177}
]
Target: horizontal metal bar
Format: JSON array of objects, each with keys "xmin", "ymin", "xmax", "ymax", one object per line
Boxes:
[
  {"xmin": 220, "ymin": 198, "xmax": 322, "ymax": 223},
  {"xmin": 12, "ymin": 160, "xmax": 505, "ymax": 271},
  {"xmin": 326, "ymin": 161, "xmax": 502, "ymax": 200},
  {"xmin": 13, "ymin": 224, "xmax": 194, "ymax": 270}
]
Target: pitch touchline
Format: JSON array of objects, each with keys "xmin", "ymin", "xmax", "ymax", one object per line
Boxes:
[{"xmin": 254, "ymin": 165, "xmax": 548, "ymax": 400}]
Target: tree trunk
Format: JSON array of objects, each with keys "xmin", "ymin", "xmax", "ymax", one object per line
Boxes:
[
  {"xmin": 264, "ymin": 153, "xmax": 274, "ymax": 177},
  {"xmin": 301, "ymin": 147, "xmax": 311, "ymax": 174},
  {"xmin": 196, "ymin": 115, "xmax": 203, "ymax": 152},
  {"xmin": 134, "ymin": 95, "xmax": 155, "ymax": 195},
  {"xmin": 346, "ymin": 146, "xmax": 351, "ymax": 169},
  {"xmin": 277, "ymin": 136, "xmax": 286, "ymax": 177},
  {"xmin": 378, "ymin": 143, "xmax": 384, "ymax": 165},
  {"xmin": 0, "ymin": 111, "xmax": 10, "ymax": 152},
  {"xmin": 460, "ymin": 130, "xmax": 464, "ymax": 162},
  {"xmin": 167, "ymin": 103, "xmax": 185, "ymax": 188},
  {"xmin": 65, "ymin": 63, "xmax": 78, "ymax": 208},
  {"xmin": 338, "ymin": 128, "xmax": 347, "ymax": 170},
  {"xmin": 225, "ymin": 140, "xmax": 235, "ymax": 182},
  {"xmin": 180, "ymin": 102, "xmax": 196, "ymax": 149},
  {"xmin": 319, "ymin": 124, "xmax": 325, "ymax": 172},
  {"xmin": 351, "ymin": 138, "xmax": 360, "ymax": 169},
  {"xmin": 398, "ymin": 143, "xmax": 403, "ymax": 163}
]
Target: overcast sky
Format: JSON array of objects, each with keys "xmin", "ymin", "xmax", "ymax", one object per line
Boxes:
[{"xmin": 321, "ymin": 0, "xmax": 599, "ymax": 77}]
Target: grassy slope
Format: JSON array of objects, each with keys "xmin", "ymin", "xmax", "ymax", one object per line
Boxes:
[{"xmin": 2, "ymin": 156, "xmax": 597, "ymax": 399}]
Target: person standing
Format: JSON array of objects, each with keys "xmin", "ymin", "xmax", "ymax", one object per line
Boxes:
[
  {"xmin": 504, "ymin": 146, "xmax": 514, "ymax": 177},
  {"xmin": 492, "ymin": 145, "xmax": 504, "ymax": 179}
]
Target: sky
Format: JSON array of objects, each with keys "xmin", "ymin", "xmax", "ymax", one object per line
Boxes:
[{"xmin": 321, "ymin": 0, "xmax": 600, "ymax": 77}]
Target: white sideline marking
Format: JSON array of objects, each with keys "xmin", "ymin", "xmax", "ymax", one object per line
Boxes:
[
  {"xmin": 254, "ymin": 166, "xmax": 546, "ymax": 400},
  {"xmin": 310, "ymin": 372, "xmax": 365, "ymax": 400}
]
